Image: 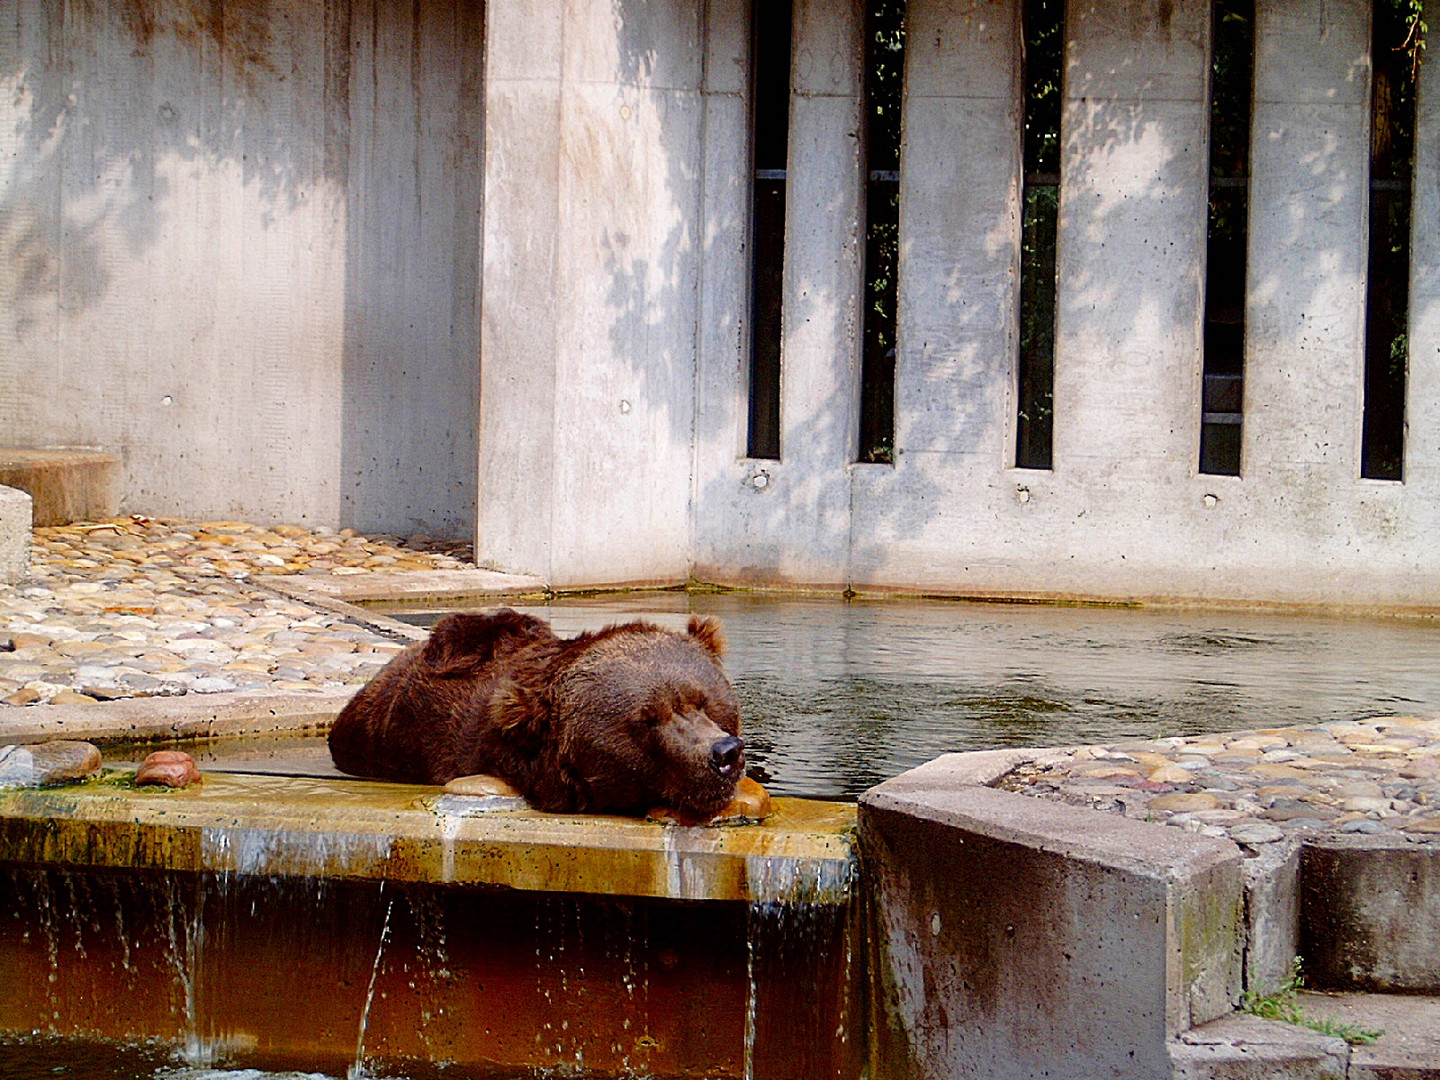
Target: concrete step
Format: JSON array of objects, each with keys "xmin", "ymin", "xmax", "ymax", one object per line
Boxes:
[
  {"xmin": 1172, "ymin": 993, "xmax": 1440, "ymax": 1079},
  {"xmin": 0, "ymin": 448, "xmax": 120, "ymax": 527}
]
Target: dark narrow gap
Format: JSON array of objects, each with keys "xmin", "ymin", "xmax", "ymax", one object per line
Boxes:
[
  {"xmin": 1361, "ymin": 0, "xmax": 1418, "ymax": 481},
  {"xmin": 1200, "ymin": 0, "xmax": 1254, "ymax": 477},
  {"xmin": 746, "ymin": 0, "xmax": 792, "ymax": 461},
  {"xmin": 1016, "ymin": 0, "xmax": 1064, "ymax": 471},
  {"xmin": 858, "ymin": 0, "xmax": 906, "ymax": 465}
]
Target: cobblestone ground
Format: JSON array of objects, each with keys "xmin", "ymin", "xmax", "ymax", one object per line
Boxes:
[
  {"xmin": 0, "ymin": 516, "xmax": 472, "ymax": 706},
  {"xmin": 998, "ymin": 716, "xmax": 1440, "ymax": 845}
]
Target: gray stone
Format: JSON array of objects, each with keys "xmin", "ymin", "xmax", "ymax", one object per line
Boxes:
[
  {"xmin": 0, "ymin": 740, "xmax": 102, "ymax": 787},
  {"xmin": 1230, "ymin": 823, "xmax": 1286, "ymax": 845},
  {"xmin": 0, "ymin": 485, "xmax": 31, "ymax": 584}
]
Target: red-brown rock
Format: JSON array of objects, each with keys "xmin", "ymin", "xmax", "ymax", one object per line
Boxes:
[{"xmin": 135, "ymin": 750, "xmax": 201, "ymax": 788}]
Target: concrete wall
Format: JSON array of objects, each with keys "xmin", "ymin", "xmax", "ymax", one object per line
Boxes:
[
  {"xmin": 681, "ymin": 0, "xmax": 1440, "ymax": 609},
  {"xmin": 4, "ymin": 0, "xmax": 1438, "ymax": 606},
  {"xmin": 0, "ymin": 0, "xmax": 481, "ymax": 538}
]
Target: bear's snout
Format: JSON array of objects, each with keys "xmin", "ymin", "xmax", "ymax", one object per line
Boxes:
[{"xmin": 710, "ymin": 734, "xmax": 745, "ymax": 781}]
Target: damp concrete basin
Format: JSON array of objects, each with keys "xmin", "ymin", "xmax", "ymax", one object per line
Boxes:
[{"xmin": 0, "ymin": 770, "xmax": 857, "ymax": 903}]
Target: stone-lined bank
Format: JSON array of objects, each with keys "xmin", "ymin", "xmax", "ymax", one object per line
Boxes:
[
  {"xmin": 0, "ymin": 516, "xmax": 471, "ymax": 706},
  {"xmin": 998, "ymin": 716, "xmax": 1440, "ymax": 844}
]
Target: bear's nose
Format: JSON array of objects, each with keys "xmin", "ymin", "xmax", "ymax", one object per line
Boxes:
[{"xmin": 710, "ymin": 735, "xmax": 745, "ymax": 780}]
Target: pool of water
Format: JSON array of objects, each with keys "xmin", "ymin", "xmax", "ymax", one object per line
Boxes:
[{"xmin": 371, "ymin": 593, "xmax": 1440, "ymax": 799}]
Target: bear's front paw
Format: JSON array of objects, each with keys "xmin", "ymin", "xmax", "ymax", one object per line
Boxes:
[
  {"xmin": 444, "ymin": 773, "xmax": 524, "ymax": 798},
  {"xmin": 648, "ymin": 777, "xmax": 773, "ymax": 826}
]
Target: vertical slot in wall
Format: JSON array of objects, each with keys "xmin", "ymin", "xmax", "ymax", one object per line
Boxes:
[
  {"xmin": 1199, "ymin": 0, "xmax": 1254, "ymax": 477},
  {"xmin": 1016, "ymin": 0, "xmax": 1064, "ymax": 471},
  {"xmin": 1361, "ymin": 0, "xmax": 1418, "ymax": 481},
  {"xmin": 858, "ymin": 0, "xmax": 906, "ymax": 465},
  {"xmin": 747, "ymin": 0, "xmax": 793, "ymax": 461}
]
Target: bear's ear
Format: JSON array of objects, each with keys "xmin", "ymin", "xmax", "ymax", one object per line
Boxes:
[
  {"xmin": 686, "ymin": 615, "xmax": 727, "ymax": 658},
  {"xmin": 422, "ymin": 610, "xmax": 554, "ymax": 677}
]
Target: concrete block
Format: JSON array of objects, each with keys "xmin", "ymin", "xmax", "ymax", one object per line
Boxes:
[
  {"xmin": 1300, "ymin": 837, "xmax": 1440, "ymax": 992},
  {"xmin": 861, "ymin": 761, "xmax": 1243, "ymax": 1080},
  {"xmin": 0, "ymin": 450, "xmax": 119, "ymax": 528},
  {"xmin": 1170, "ymin": 1013, "xmax": 1348, "ymax": 1080},
  {"xmin": 1242, "ymin": 841, "xmax": 1304, "ymax": 996},
  {"xmin": 0, "ymin": 485, "xmax": 29, "ymax": 584}
]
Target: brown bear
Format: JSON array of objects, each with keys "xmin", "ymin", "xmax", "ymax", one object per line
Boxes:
[{"xmin": 327, "ymin": 609, "xmax": 747, "ymax": 819}]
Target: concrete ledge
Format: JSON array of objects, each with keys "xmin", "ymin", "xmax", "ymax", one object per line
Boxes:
[
  {"xmin": 861, "ymin": 754, "xmax": 1244, "ymax": 1080},
  {"xmin": 1301, "ymin": 838, "xmax": 1440, "ymax": 992},
  {"xmin": 271, "ymin": 567, "xmax": 549, "ymax": 604},
  {"xmin": 1298, "ymin": 992, "xmax": 1440, "ymax": 1080},
  {"xmin": 0, "ymin": 449, "xmax": 120, "ymax": 527},
  {"xmin": 0, "ymin": 485, "xmax": 29, "ymax": 584},
  {"xmin": 0, "ymin": 772, "xmax": 856, "ymax": 902},
  {"xmin": 1171, "ymin": 1013, "xmax": 1348, "ymax": 1080},
  {"xmin": 0, "ymin": 688, "xmax": 356, "ymax": 746}
]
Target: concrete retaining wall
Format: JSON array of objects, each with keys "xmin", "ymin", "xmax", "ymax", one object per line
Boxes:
[
  {"xmin": 5, "ymin": 0, "xmax": 1438, "ymax": 606},
  {"xmin": 0, "ymin": 0, "xmax": 481, "ymax": 538},
  {"xmin": 860, "ymin": 754, "xmax": 1244, "ymax": 1080}
]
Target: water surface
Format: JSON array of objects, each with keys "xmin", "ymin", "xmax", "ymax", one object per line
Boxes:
[{"xmin": 388, "ymin": 594, "xmax": 1440, "ymax": 800}]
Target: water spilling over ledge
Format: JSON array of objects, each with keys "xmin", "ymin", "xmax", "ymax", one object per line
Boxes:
[
  {"xmin": 0, "ymin": 772, "xmax": 856, "ymax": 901},
  {"xmin": 0, "ymin": 771, "xmax": 861, "ymax": 1077}
]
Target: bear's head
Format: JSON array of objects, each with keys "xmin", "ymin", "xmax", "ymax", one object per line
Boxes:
[{"xmin": 549, "ymin": 615, "xmax": 745, "ymax": 818}]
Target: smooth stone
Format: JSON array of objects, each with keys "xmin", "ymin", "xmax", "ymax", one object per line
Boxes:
[
  {"xmin": 1146, "ymin": 764, "xmax": 1194, "ymax": 784},
  {"xmin": 1340, "ymin": 819, "xmax": 1390, "ymax": 834},
  {"xmin": 189, "ymin": 677, "xmax": 239, "ymax": 694},
  {"xmin": 1343, "ymin": 797, "xmax": 1396, "ymax": 814},
  {"xmin": 134, "ymin": 750, "xmax": 202, "ymax": 788},
  {"xmin": 48, "ymin": 690, "xmax": 98, "ymax": 705},
  {"xmin": 1263, "ymin": 801, "xmax": 1340, "ymax": 822},
  {"xmin": 1228, "ymin": 822, "xmax": 1285, "ymax": 844},
  {"xmin": 1149, "ymin": 793, "xmax": 1220, "ymax": 813},
  {"xmin": 0, "ymin": 740, "xmax": 103, "ymax": 787}
]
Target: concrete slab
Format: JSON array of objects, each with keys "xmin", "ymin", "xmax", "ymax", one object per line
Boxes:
[
  {"xmin": 268, "ymin": 568, "xmax": 549, "ymax": 604},
  {"xmin": 861, "ymin": 757, "xmax": 1244, "ymax": 1080},
  {"xmin": 1170, "ymin": 1012, "xmax": 1348, "ymax": 1079},
  {"xmin": 0, "ymin": 770, "xmax": 856, "ymax": 903},
  {"xmin": 1297, "ymin": 991, "xmax": 1440, "ymax": 1080},
  {"xmin": 0, "ymin": 450, "xmax": 120, "ymax": 527},
  {"xmin": 0, "ymin": 688, "xmax": 356, "ymax": 747},
  {"xmin": 0, "ymin": 484, "xmax": 29, "ymax": 584}
]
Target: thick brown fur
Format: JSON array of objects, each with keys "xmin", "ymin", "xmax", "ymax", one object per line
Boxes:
[{"xmin": 328, "ymin": 610, "xmax": 745, "ymax": 817}]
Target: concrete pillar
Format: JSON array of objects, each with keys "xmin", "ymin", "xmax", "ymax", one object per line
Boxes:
[
  {"xmin": 892, "ymin": 0, "xmax": 1021, "ymax": 465},
  {"xmin": 1406, "ymin": 21, "xmax": 1440, "ymax": 490},
  {"xmin": 692, "ymin": 0, "xmax": 753, "ymax": 558},
  {"xmin": 1053, "ymin": 0, "xmax": 1211, "ymax": 484},
  {"xmin": 694, "ymin": 0, "xmax": 865, "ymax": 586},
  {"xmin": 1244, "ymin": 0, "xmax": 1370, "ymax": 482},
  {"xmin": 478, "ymin": 0, "xmax": 704, "ymax": 586}
]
